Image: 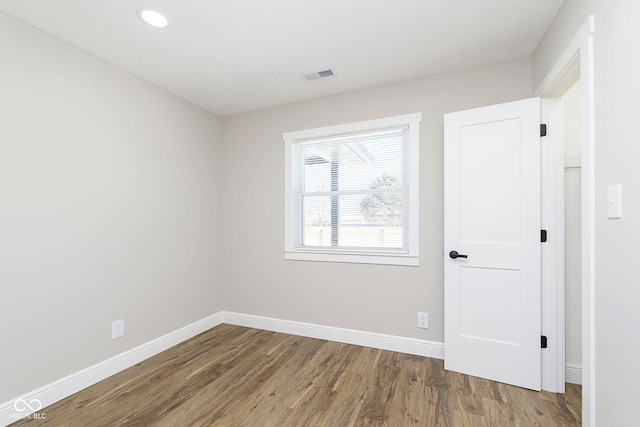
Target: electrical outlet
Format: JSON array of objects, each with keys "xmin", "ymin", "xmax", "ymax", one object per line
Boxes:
[
  {"xmin": 112, "ymin": 319, "xmax": 125, "ymax": 339},
  {"xmin": 417, "ymin": 312, "xmax": 429, "ymax": 329}
]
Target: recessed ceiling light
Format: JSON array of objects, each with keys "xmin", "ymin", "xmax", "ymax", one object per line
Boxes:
[{"xmin": 138, "ymin": 9, "xmax": 168, "ymax": 28}]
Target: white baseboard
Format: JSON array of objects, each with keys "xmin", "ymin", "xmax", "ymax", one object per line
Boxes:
[
  {"xmin": 1, "ymin": 311, "xmax": 442, "ymax": 427},
  {"xmin": 0, "ymin": 312, "xmax": 224, "ymax": 427},
  {"xmin": 221, "ymin": 311, "xmax": 445, "ymax": 359},
  {"xmin": 225, "ymin": 311, "xmax": 583, "ymax": 387},
  {"xmin": 6, "ymin": 311, "xmax": 577, "ymax": 427},
  {"xmin": 565, "ymin": 363, "xmax": 582, "ymax": 385}
]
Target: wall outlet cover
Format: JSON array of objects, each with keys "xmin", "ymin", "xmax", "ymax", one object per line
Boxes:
[
  {"xmin": 417, "ymin": 312, "xmax": 429, "ymax": 329},
  {"xmin": 112, "ymin": 319, "xmax": 125, "ymax": 339}
]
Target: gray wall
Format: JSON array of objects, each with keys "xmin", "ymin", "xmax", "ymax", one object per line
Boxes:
[
  {"xmin": 0, "ymin": 13, "xmax": 224, "ymax": 402},
  {"xmin": 220, "ymin": 58, "xmax": 533, "ymax": 341},
  {"xmin": 534, "ymin": 0, "xmax": 640, "ymax": 424}
]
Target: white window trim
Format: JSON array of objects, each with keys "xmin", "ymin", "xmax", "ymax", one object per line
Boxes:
[{"xmin": 283, "ymin": 113, "xmax": 421, "ymax": 266}]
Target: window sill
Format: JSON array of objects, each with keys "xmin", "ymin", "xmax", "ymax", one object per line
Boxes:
[{"xmin": 284, "ymin": 250, "xmax": 419, "ymax": 266}]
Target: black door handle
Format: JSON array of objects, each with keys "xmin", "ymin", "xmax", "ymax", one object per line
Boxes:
[{"xmin": 449, "ymin": 250, "xmax": 468, "ymax": 259}]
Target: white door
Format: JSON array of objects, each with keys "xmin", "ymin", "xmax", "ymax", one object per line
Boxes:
[{"xmin": 444, "ymin": 98, "xmax": 541, "ymax": 390}]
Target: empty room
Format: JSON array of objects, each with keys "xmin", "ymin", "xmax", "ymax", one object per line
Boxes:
[{"xmin": 1, "ymin": 1, "xmax": 638, "ymax": 426}]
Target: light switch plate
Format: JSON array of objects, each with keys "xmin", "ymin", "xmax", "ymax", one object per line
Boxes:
[{"xmin": 607, "ymin": 185, "xmax": 622, "ymax": 219}]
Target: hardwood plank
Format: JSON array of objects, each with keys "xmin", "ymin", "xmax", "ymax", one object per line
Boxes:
[{"xmin": 10, "ymin": 325, "xmax": 581, "ymax": 426}]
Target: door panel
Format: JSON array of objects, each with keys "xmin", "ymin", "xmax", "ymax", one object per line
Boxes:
[
  {"xmin": 459, "ymin": 267, "xmax": 522, "ymax": 344},
  {"xmin": 444, "ymin": 98, "xmax": 541, "ymax": 390},
  {"xmin": 460, "ymin": 119, "xmax": 521, "ymax": 243}
]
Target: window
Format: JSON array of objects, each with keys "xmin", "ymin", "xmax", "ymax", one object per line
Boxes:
[{"xmin": 284, "ymin": 113, "xmax": 421, "ymax": 266}]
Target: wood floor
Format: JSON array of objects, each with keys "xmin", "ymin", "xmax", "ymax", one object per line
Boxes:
[{"xmin": 11, "ymin": 324, "xmax": 581, "ymax": 426}]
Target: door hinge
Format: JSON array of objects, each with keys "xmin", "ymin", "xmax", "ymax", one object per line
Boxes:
[
  {"xmin": 541, "ymin": 335, "xmax": 548, "ymax": 349},
  {"xmin": 541, "ymin": 229, "xmax": 548, "ymax": 242},
  {"xmin": 540, "ymin": 124, "xmax": 547, "ymax": 137}
]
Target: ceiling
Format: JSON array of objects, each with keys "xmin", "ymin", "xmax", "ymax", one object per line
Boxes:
[{"xmin": 0, "ymin": 0, "xmax": 564, "ymax": 117}]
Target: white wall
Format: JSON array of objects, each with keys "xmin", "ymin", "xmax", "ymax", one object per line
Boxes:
[
  {"xmin": 0, "ymin": 13, "xmax": 224, "ymax": 403},
  {"xmin": 220, "ymin": 59, "xmax": 533, "ymax": 342},
  {"xmin": 563, "ymin": 80, "xmax": 582, "ymax": 368},
  {"xmin": 534, "ymin": 0, "xmax": 640, "ymax": 424}
]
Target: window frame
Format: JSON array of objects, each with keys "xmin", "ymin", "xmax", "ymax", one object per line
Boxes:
[{"xmin": 283, "ymin": 113, "xmax": 421, "ymax": 266}]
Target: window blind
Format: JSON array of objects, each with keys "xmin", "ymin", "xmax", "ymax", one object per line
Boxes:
[{"xmin": 293, "ymin": 127, "xmax": 409, "ymax": 252}]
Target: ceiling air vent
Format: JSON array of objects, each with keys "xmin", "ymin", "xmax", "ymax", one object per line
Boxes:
[{"xmin": 302, "ymin": 68, "xmax": 336, "ymax": 82}]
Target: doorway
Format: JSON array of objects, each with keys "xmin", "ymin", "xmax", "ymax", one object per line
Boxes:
[
  {"xmin": 536, "ymin": 14, "xmax": 595, "ymax": 426},
  {"xmin": 562, "ymin": 79, "xmax": 582, "ymax": 386}
]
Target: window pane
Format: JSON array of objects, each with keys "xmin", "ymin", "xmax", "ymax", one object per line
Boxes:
[
  {"xmin": 303, "ymin": 154, "xmax": 330, "ymax": 193},
  {"xmin": 337, "ymin": 193, "xmax": 405, "ymax": 249},
  {"xmin": 300, "ymin": 192, "xmax": 405, "ymax": 250},
  {"xmin": 301, "ymin": 129, "xmax": 406, "ymax": 194},
  {"xmin": 302, "ymin": 195, "xmax": 331, "ymax": 247},
  {"xmin": 337, "ymin": 132, "xmax": 405, "ymax": 192},
  {"xmin": 297, "ymin": 127, "xmax": 408, "ymax": 251}
]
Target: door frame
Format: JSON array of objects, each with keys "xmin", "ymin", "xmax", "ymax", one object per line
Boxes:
[{"xmin": 535, "ymin": 15, "xmax": 595, "ymax": 425}]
